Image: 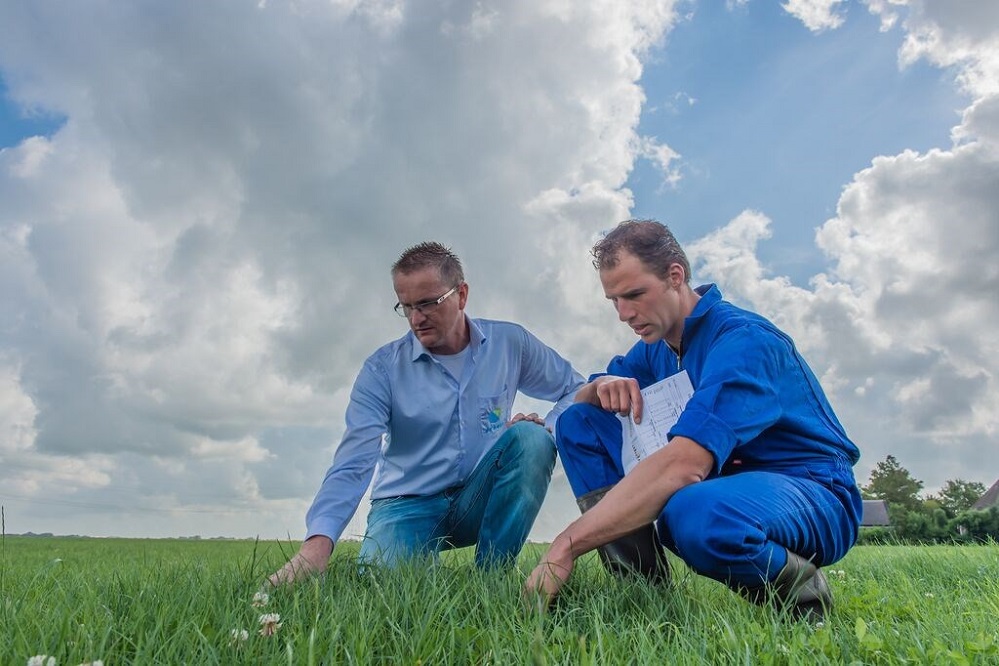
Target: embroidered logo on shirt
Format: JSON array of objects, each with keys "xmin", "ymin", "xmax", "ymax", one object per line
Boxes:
[{"xmin": 480, "ymin": 403, "xmax": 506, "ymax": 434}]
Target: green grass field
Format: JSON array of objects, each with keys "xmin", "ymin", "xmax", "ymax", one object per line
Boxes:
[{"xmin": 2, "ymin": 535, "xmax": 997, "ymax": 664}]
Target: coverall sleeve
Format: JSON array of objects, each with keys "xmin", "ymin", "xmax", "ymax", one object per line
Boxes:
[{"xmin": 669, "ymin": 324, "xmax": 785, "ymax": 475}]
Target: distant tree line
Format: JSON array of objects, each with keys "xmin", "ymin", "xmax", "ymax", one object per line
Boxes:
[{"xmin": 859, "ymin": 454, "xmax": 999, "ymax": 544}]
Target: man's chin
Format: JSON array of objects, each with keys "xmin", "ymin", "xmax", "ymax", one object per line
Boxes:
[
  {"xmin": 636, "ymin": 329, "xmax": 660, "ymax": 344},
  {"xmin": 415, "ymin": 331, "xmax": 438, "ymax": 347}
]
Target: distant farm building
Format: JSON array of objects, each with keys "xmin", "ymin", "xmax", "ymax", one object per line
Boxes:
[
  {"xmin": 972, "ymin": 479, "xmax": 999, "ymax": 511},
  {"xmin": 861, "ymin": 499, "xmax": 891, "ymax": 526}
]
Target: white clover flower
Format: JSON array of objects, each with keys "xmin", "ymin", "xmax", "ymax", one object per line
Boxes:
[
  {"xmin": 258, "ymin": 613, "xmax": 283, "ymax": 637},
  {"xmin": 925, "ymin": 592, "xmax": 935, "ymax": 598},
  {"xmin": 77, "ymin": 661, "xmax": 104, "ymax": 666},
  {"xmin": 252, "ymin": 591, "xmax": 270, "ymax": 607},
  {"xmin": 27, "ymin": 656, "xmax": 56, "ymax": 666},
  {"xmin": 229, "ymin": 628, "xmax": 250, "ymax": 645}
]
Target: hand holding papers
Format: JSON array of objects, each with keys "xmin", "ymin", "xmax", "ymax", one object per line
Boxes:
[{"xmin": 619, "ymin": 370, "xmax": 694, "ymax": 475}]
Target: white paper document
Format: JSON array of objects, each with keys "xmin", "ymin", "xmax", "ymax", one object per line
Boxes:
[{"xmin": 619, "ymin": 370, "xmax": 694, "ymax": 475}]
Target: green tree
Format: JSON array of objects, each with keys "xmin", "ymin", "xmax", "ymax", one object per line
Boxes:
[
  {"xmin": 862, "ymin": 454, "xmax": 924, "ymax": 513},
  {"xmin": 933, "ymin": 479, "xmax": 987, "ymax": 518},
  {"xmin": 896, "ymin": 507, "xmax": 951, "ymax": 543},
  {"xmin": 953, "ymin": 506, "xmax": 999, "ymax": 543}
]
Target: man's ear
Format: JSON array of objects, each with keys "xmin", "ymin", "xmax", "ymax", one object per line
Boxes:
[
  {"xmin": 668, "ymin": 262, "xmax": 686, "ymax": 288},
  {"xmin": 458, "ymin": 282, "xmax": 470, "ymax": 309}
]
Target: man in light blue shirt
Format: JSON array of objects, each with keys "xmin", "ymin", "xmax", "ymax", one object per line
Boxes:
[{"xmin": 270, "ymin": 242, "xmax": 584, "ymax": 583}]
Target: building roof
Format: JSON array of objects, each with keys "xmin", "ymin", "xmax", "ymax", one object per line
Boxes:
[
  {"xmin": 861, "ymin": 499, "xmax": 891, "ymax": 526},
  {"xmin": 972, "ymin": 478, "xmax": 999, "ymax": 510}
]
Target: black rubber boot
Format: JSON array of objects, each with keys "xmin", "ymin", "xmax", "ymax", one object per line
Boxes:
[
  {"xmin": 576, "ymin": 485, "xmax": 670, "ymax": 584},
  {"xmin": 737, "ymin": 550, "xmax": 832, "ymax": 621}
]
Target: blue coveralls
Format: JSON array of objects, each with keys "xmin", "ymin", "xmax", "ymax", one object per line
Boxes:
[{"xmin": 557, "ymin": 285, "xmax": 863, "ymax": 586}]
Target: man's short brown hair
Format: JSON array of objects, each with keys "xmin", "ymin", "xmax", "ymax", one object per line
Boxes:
[
  {"xmin": 592, "ymin": 219, "xmax": 691, "ymax": 283},
  {"xmin": 392, "ymin": 241, "xmax": 465, "ymax": 287}
]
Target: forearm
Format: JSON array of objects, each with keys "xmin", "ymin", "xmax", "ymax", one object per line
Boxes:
[
  {"xmin": 305, "ymin": 432, "xmax": 382, "ymax": 542},
  {"xmin": 305, "ymin": 474, "xmax": 370, "ymax": 543},
  {"xmin": 550, "ymin": 437, "xmax": 712, "ymax": 559}
]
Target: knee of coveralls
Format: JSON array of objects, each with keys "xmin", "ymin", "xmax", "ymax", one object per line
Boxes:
[
  {"xmin": 554, "ymin": 402, "xmax": 626, "ymax": 498},
  {"xmin": 658, "ymin": 480, "xmax": 783, "ymax": 586}
]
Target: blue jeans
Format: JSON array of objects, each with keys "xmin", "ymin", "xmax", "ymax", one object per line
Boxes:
[
  {"xmin": 556, "ymin": 403, "xmax": 862, "ymax": 587},
  {"xmin": 358, "ymin": 421, "xmax": 556, "ymax": 568}
]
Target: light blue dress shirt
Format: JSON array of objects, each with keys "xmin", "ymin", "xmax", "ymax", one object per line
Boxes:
[{"xmin": 305, "ymin": 317, "xmax": 585, "ymax": 543}]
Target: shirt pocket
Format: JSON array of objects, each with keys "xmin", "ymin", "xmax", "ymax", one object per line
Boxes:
[{"xmin": 478, "ymin": 388, "xmax": 510, "ymax": 436}]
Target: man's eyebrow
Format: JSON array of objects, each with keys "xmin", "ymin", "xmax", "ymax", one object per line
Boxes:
[{"xmin": 606, "ymin": 287, "xmax": 644, "ymax": 300}]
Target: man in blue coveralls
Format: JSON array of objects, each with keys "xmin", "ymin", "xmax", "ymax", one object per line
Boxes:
[
  {"xmin": 526, "ymin": 220, "xmax": 862, "ymax": 620},
  {"xmin": 269, "ymin": 242, "xmax": 584, "ymax": 585}
]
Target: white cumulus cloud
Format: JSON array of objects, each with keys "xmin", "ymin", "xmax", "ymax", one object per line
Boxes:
[
  {"xmin": 702, "ymin": 0, "xmax": 999, "ymax": 489},
  {"xmin": 0, "ymin": 0, "xmax": 682, "ymax": 538}
]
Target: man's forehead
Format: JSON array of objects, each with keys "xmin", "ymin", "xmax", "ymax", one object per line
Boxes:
[
  {"xmin": 600, "ymin": 251, "xmax": 652, "ymax": 278},
  {"xmin": 393, "ymin": 267, "xmax": 445, "ymax": 292},
  {"xmin": 600, "ymin": 255, "xmax": 664, "ymax": 292}
]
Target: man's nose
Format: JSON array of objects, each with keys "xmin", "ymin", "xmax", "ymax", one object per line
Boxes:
[{"xmin": 615, "ymin": 301, "xmax": 632, "ymax": 322}]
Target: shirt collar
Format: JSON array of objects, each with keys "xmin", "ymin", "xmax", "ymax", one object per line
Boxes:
[{"xmin": 684, "ymin": 283, "xmax": 722, "ymax": 332}]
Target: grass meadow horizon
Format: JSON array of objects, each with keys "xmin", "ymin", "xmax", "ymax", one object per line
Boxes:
[{"xmin": 3, "ymin": 534, "xmax": 997, "ymax": 664}]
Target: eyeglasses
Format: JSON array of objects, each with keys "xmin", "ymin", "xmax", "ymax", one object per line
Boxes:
[{"xmin": 394, "ymin": 284, "xmax": 461, "ymax": 318}]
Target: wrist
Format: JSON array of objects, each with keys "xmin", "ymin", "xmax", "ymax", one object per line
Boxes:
[
  {"xmin": 549, "ymin": 532, "xmax": 579, "ymax": 562},
  {"xmin": 303, "ymin": 535, "xmax": 334, "ymax": 561},
  {"xmin": 576, "ymin": 379, "xmax": 603, "ymax": 405}
]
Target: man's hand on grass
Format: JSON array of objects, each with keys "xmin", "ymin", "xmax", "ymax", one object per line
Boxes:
[
  {"xmin": 523, "ymin": 544, "xmax": 574, "ymax": 610},
  {"xmin": 267, "ymin": 535, "xmax": 333, "ymax": 587}
]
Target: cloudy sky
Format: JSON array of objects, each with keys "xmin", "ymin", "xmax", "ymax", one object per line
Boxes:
[{"xmin": 1, "ymin": 0, "xmax": 996, "ymax": 541}]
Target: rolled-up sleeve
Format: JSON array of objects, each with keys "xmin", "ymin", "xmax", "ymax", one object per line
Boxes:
[{"xmin": 669, "ymin": 325, "xmax": 782, "ymax": 475}]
